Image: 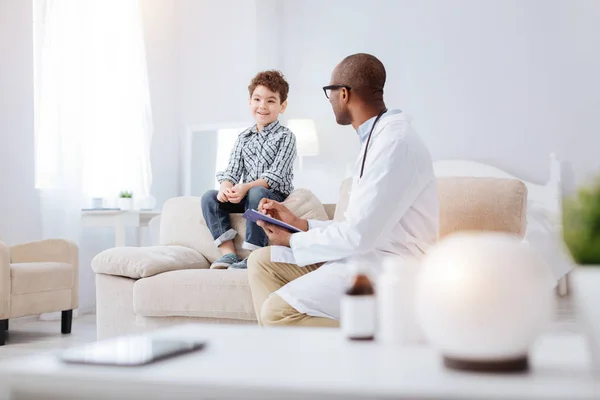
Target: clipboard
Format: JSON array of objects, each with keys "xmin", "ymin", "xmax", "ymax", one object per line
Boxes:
[{"xmin": 242, "ymin": 209, "xmax": 302, "ymax": 233}]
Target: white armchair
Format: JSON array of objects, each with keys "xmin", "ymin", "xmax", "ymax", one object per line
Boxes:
[{"xmin": 0, "ymin": 237, "xmax": 79, "ymax": 345}]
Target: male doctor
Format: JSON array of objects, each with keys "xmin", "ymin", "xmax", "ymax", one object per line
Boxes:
[{"xmin": 248, "ymin": 53, "xmax": 439, "ymax": 327}]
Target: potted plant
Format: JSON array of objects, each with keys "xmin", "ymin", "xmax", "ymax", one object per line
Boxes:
[
  {"xmin": 118, "ymin": 191, "xmax": 134, "ymax": 211},
  {"xmin": 562, "ymin": 176, "xmax": 600, "ymax": 373}
]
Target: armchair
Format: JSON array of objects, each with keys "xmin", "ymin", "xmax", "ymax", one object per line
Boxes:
[{"xmin": 0, "ymin": 238, "xmax": 79, "ymax": 345}]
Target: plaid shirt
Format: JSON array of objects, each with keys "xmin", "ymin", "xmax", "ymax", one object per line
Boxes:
[{"xmin": 216, "ymin": 120, "xmax": 296, "ymax": 196}]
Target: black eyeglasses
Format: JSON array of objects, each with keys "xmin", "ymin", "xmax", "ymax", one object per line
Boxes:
[{"xmin": 322, "ymin": 84, "xmax": 351, "ymax": 99}]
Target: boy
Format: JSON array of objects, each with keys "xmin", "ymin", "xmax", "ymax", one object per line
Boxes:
[{"xmin": 201, "ymin": 70, "xmax": 297, "ymax": 270}]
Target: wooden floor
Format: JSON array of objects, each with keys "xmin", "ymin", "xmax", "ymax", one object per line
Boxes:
[{"xmin": 0, "ymin": 313, "xmax": 97, "ymax": 361}]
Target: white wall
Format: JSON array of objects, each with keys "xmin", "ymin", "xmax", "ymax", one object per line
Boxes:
[
  {"xmin": 279, "ymin": 0, "xmax": 600, "ymax": 200},
  {"xmin": 140, "ymin": 0, "xmax": 181, "ymax": 207},
  {"xmin": 0, "ymin": 0, "xmax": 42, "ymax": 244},
  {"xmin": 138, "ymin": 0, "xmax": 261, "ymax": 201},
  {"xmin": 176, "ymin": 0, "xmax": 258, "ymax": 130}
]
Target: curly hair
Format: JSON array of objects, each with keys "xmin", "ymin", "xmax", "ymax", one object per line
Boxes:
[{"xmin": 248, "ymin": 70, "xmax": 289, "ymax": 103}]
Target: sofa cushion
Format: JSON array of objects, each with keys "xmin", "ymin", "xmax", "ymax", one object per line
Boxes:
[
  {"xmin": 92, "ymin": 245, "xmax": 210, "ymax": 279},
  {"xmin": 133, "ymin": 269, "xmax": 256, "ymax": 321},
  {"xmin": 332, "ymin": 177, "xmax": 528, "ymax": 237},
  {"xmin": 283, "ymin": 188, "xmax": 330, "ymax": 221},
  {"xmin": 437, "ymin": 177, "xmax": 528, "ymax": 238},
  {"xmin": 10, "ymin": 262, "xmax": 74, "ymax": 294}
]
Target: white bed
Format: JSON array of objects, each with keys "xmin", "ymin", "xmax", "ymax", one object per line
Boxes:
[{"xmin": 432, "ymin": 153, "xmax": 571, "ymax": 295}]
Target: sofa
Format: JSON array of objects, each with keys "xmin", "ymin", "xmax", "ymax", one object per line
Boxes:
[{"xmin": 92, "ymin": 177, "xmax": 527, "ymax": 339}]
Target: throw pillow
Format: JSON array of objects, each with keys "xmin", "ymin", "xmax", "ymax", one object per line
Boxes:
[{"xmin": 283, "ymin": 188, "xmax": 329, "ymax": 221}]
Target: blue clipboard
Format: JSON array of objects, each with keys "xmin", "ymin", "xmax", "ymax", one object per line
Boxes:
[{"xmin": 242, "ymin": 209, "xmax": 302, "ymax": 233}]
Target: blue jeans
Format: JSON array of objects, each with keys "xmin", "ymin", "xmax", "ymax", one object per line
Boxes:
[{"xmin": 201, "ymin": 187, "xmax": 287, "ymax": 250}]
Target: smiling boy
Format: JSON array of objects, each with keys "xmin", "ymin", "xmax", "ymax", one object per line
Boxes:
[{"xmin": 201, "ymin": 70, "xmax": 297, "ymax": 270}]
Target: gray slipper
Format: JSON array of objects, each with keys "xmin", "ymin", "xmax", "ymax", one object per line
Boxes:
[
  {"xmin": 210, "ymin": 253, "xmax": 241, "ymax": 269},
  {"xmin": 228, "ymin": 259, "xmax": 248, "ymax": 270}
]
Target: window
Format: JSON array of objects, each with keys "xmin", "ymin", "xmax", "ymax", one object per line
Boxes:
[{"xmin": 33, "ymin": 0, "xmax": 153, "ymax": 201}]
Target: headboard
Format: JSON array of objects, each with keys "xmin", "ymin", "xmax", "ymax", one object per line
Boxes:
[{"xmin": 433, "ymin": 153, "xmax": 563, "ymax": 218}]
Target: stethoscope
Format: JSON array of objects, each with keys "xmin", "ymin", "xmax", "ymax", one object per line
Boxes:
[{"xmin": 359, "ymin": 108, "xmax": 388, "ymax": 179}]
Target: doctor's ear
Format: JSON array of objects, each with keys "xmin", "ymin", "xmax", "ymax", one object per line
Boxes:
[{"xmin": 341, "ymin": 87, "xmax": 350, "ymax": 103}]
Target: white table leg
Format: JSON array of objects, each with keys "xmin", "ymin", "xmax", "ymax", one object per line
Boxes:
[
  {"xmin": 114, "ymin": 220, "xmax": 127, "ymax": 247},
  {"xmin": 556, "ymin": 274, "xmax": 569, "ymax": 296}
]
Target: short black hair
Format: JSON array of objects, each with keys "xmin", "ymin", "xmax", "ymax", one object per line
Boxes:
[{"xmin": 336, "ymin": 53, "xmax": 386, "ymax": 99}]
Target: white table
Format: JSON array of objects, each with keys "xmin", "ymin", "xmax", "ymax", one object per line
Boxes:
[
  {"xmin": 0, "ymin": 324, "xmax": 597, "ymax": 400},
  {"xmin": 81, "ymin": 210, "xmax": 160, "ymax": 247}
]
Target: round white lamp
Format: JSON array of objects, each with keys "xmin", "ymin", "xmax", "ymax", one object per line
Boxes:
[{"xmin": 415, "ymin": 232, "xmax": 555, "ymax": 373}]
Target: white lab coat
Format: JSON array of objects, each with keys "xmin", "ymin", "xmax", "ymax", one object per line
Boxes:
[{"xmin": 274, "ymin": 112, "xmax": 440, "ymax": 320}]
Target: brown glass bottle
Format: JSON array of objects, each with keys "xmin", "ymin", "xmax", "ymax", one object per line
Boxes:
[
  {"xmin": 341, "ymin": 273, "xmax": 376, "ymax": 341},
  {"xmin": 346, "ymin": 274, "xmax": 375, "ymax": 295}
]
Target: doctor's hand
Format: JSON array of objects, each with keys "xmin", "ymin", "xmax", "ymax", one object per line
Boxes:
[
  {"xmin": 257, "ymin": 220, "xmax": 293, "ymax": 247},
  {"xmin": 258, "ymin": 199, "xmax": 309, "ymax": 231}
]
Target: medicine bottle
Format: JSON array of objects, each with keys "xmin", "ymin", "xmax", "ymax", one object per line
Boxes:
[{"xmin": 340, "ymin": 272, "xmax": 376, "ymax": 341}]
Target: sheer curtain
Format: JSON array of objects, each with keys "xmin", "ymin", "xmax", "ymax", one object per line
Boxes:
[
  {"xmin": 34, "ymin": 0, "xmax": 153, "ymax": 241},
  {"xmin": 34, "ymin": 0, "xmax": 153, "ymax": 313}
]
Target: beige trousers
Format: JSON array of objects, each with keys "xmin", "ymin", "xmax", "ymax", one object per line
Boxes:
[{"xmin": 247, "ymin": 247, "xmax": 339, "ymax": 328}]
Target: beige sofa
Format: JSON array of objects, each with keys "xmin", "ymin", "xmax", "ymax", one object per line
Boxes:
[
  {"xmin": 92, "ymin": 178, "xmax": 527, "ymax": 339},
  {"xmin": 0, "ymin": 237, "xmax": 79, "ymax": 345}
]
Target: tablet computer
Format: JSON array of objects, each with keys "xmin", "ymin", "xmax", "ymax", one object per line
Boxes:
[
  {"xmin": 60, "ymin": 336, "xmax": 206, "ymax": 366},
  {"xmin": 242, "ymin": 209, "xmax": 302, "ymax": 233}
]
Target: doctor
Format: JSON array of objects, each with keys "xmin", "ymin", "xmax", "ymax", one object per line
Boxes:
[{"xmin": 248, "ymin": 53, "xmax": 439, "ymax": 327}]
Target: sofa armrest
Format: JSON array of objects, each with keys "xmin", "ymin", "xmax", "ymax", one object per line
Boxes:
[
  {"xmin": 10, "ymin": 239, "xmax": 78, "ymax": 264},
  {"xmin": 9, "ymin": 239, "xmax": 79, "ymax": 310},
  {"xmin": 92, "ymin": 245, "xmax": 210, "ymax": 279},
  {"xmin": 0, "ymin": 242, "xmax": 10, "ymax": 318},
  {"xmin": 323, "ymin": 204, "xmax": 336, "ymax": 220},
  {"xmin": 159, "ymin": 197, "xmax": 209, "ymax": 252},
  {"xmin": 148, "ymin": 215, "xmax": 161, "ymax": 246}
]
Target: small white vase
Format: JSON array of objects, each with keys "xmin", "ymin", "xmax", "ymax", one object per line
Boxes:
[
  {"xmin": 91, "ymin": 197, "xmax": 104, "ymax": 209},
  {"xmin": 570, "ymin": 267, "xmax": 600, "ymax": 375},
  {"xmin": 118, "ymin": 197, "xmax": 134, "ymax": 211}
]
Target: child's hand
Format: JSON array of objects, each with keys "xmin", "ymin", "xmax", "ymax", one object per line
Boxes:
[
  {"xmin": 228, "ymin": 184, "xmax": 249, "ymax": 204},
  {"xmin": 217, "ymin": 189, "xmax": 229, "ymax": 203},
  {"xmin": 218, "ymin": 181, "xmax": 234, "ymax": 202}
]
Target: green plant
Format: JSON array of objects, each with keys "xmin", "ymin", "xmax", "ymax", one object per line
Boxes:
[
  {"xmin": 563, "ymin": 177, "xmax": 600, "ymax": 265},
  {"xmin": 119, "ymin": 191, "xmax": 133, "ymax": 199}
]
